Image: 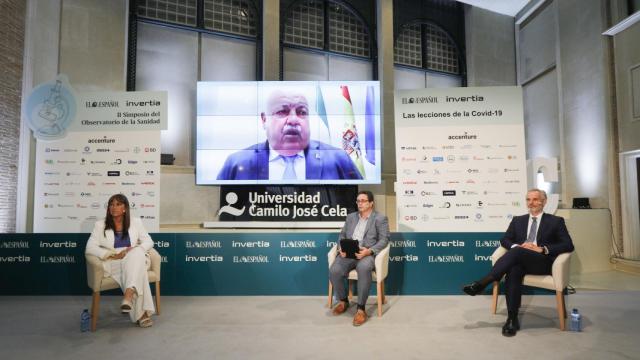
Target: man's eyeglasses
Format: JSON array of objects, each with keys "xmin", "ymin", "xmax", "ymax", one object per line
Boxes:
[{"xmin": 355, "ymin": 200, "xmax": 370, "ymax": 204}]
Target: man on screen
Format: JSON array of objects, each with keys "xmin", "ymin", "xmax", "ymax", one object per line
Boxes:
[
  {"xmin": 461, "ymin": 188, "xmax": 574, "ymax": 337},
  {"xmin": 329, "ymin": 190, "xmax": 389, "ymax": 326},
  {"xmin": 216, "ymin": 89, "xmax": 362, "ymax": 181}
]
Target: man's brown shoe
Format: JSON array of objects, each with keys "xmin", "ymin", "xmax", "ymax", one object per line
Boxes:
[
  {"xmin": 332, "ymin": 301, "xmax": 348, "ymax": 315},
  {"xmin": 352, "ymin": 309, "xmax": 367, "ymax": 326}
]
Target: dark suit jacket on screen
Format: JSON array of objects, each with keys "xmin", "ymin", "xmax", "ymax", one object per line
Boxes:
[{"xmin": 216, "ymin": 140, "xmax": 363, "ymax": 180}]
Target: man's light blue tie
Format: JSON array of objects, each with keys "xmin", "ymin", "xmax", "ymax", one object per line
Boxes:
[
  {"xmin": 282, "ymin": 155, "xmax": 297, "ymax": 180},
  {"xmin": 526, "ymin": 217, "xmax": 537, "ymax": 243}
]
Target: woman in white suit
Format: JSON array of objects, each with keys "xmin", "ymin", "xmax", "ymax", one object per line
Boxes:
[{"xmin": 85, "ymin": 194, "xmax": 155, "ymax": 327}]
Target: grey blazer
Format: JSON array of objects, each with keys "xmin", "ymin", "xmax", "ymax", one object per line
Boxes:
[{"xmin": 338, "ymin": 210, "xmax": 390, "ymax": 256}]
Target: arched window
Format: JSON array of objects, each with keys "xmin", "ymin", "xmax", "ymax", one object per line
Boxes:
[
  {"xmin": 203, "ymin": 0, "xmax": 257, "ymax": 37},
  {"xmin": 136, "ymin": 0, "xmax": 258, "ymax": 38},
  {"xmin": 424, "ymin": 23, "xmax": 459, "ymax": 74},
  {"xmin": 394, "ymin": 23, "xmax": 422, "ymax": 67},
  {"xmin": 283, "ymin": 0, "xmax": 371, "ymax": 59},
  {"xmin": 326, "ymin": 3, "xmax": 370, "ymax": 58},
  {"xmin": 283, "ymin": 0, "xmax": 324, "ymax": 49},
  {"xmin": 394, "ymin": 21, "xmax": 461, "ymax": 75},
  {"xmin": 136, "ymin": 0, "xmax": 198, "ymax": 27},
  {"xmin": 130, "ymin": 0, "xmax": 259, "ymax": 165}
]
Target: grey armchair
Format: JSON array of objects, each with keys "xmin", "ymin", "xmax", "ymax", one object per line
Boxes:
[{"xmin": 327, "ymin": 243, "xmax": 390, "ymax": 317}]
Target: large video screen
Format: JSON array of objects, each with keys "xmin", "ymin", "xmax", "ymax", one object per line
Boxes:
[{"xmin": 196, "ymin": 81, "xmax": 381, "ymax": 185}]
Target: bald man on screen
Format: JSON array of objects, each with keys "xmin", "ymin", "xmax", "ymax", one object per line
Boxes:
[{"xmin": 216, "ymin": 89, "xmax": 362, "ymax": 181}]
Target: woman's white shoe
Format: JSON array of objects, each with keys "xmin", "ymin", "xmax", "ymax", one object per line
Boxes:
[
  {"xmin": 137, "ymin": 315, "xmax": 153, "ymax": 328},
  {"xmin": 120, "ymin": 298, "xmax": 133, "ymax": 313}
]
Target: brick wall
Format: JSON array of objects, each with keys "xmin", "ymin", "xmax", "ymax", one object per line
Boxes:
[{"xmin": 0, "ymin": 0, "xmax": 26, "ymax": 232}]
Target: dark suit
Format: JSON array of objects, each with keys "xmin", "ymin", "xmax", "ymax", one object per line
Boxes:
[
  {"xmin": 329, "ymin": 211, "xmax": 390, "ymax": 306},
  {"xmin": 491, "ymin": 213, "xmax": 574, "ymax": 312},
  {"xmin": 216, "ymin": 140, "xmax": 363, "ymax": 180}
]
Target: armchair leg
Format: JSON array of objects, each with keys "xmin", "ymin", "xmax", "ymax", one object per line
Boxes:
[
  {"xmin": 327, "ymin": 281, "xmax": 333, "ymax": 308},
  {"xmin": 381, "ymin": 281, "xmax": 386, "ymax": 304},
  {"xmin": 348, "ymin": 280, "xmax": 354, "ymax": 300},
  {"xmin": 491, "ymin": 281, "xmax": 499, "ymax": 314},
  {"xmin": 154, "ymin": 281, "xmax": 161, "ymax": 315},
  {"xmin": 556, "ymin": 291, "xmax": 566, "ymax": 330},
  {"xmin": 90, "ymin": 291, "xmax": 100, "ymax": 332},
  {"xmin": 377, "ymin": 281, "xmax": 383, "ymax": 317}
]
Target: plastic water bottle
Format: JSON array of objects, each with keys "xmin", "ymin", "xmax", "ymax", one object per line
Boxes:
[
  {"xmin": 81, "ymin": 309, "xmax": 91, "ymax": 332},
  {"xmin": 570, "ymin": 308, "xmax": 581, "ymax": 332}
]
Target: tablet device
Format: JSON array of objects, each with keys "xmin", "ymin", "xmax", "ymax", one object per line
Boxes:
[{"xmin": 340, "ymin": 239, "xmax": 360, "ymax": 259}]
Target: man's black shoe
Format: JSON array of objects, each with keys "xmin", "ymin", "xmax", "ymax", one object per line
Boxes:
[
  {"xmin": 462, "ymin": 281, "xmax": 483, "ymax": 296},
  {"xmin": 501, "ymin": 317, "xmax": 520, "ymax": 337}
]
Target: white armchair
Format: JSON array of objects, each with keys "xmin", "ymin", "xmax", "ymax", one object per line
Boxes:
[
  {"xmin": 490, "ymin": 246, "xmax": 572, "ymax": 330},
  {"xmin": 85, "ymin": 248, "xmax": 161, "ymax": 332},
  {"xmin": 327, "ymin": 243, "xmax": 390, "ymax": 317}
]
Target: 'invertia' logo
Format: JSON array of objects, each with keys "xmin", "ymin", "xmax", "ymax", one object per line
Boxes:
[
  {"xmin": 279, "ymin": 255, "xmax": 317, "ymax": 262},
  {"xmin": 445, "ymin": 95, "xmax": 484, "ymax": 102},
  {"xmin": 425, "ymin": 240, "xmax": 464, "ymax": 247},
  {"xmin": 185, "ymin": 255, "xmax": 223, "ymax": 262},
  {"xmin": 390, "ymin": 254, "xmax": 419, "ymax": 262}
]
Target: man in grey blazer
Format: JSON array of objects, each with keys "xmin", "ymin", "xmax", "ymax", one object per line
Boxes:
[{"xmin": 329, "ymin": 190, "xmax": 390, "ymax": 326}]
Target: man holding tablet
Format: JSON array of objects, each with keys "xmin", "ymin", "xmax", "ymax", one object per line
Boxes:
[{"xmin": 329, "ymin": 190, "xmax": 390, "ymax": 326}]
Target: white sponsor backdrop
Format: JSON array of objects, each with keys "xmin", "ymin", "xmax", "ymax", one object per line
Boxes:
[
  {"xmin": 34, "ymin": 131, "xmax": 160, "ymax": 233},
  {"xmin": 394, "ymin": 87, "xmax": 528, "ymax": 232},
  {"xmin": 33, "ymin": 90, "xmax": 165, "ymax": 233}
]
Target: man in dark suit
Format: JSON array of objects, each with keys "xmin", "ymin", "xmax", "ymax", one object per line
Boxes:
[
  {"xmin": 329, "ymin": 190, "xmax": 390, "ymax": 326},
  {"xmin": 216, "ymin": 89, "xmax": 362, "ymax": 181},
  {"xmin": 462, "ymin": 188, "xmax": 574, "ymax": 337}
]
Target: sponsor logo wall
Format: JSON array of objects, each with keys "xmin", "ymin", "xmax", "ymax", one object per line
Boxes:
[
  {"xmin": 26, "ymin": 77, "xmax": 165, "ymax": 232},
  {"xmin": 34, "ymin": 131, "xmax": 160, "ymax": 232},
  {"xmin": 394, "ymin": 87, "xmax": 528, "ymax": 232}
]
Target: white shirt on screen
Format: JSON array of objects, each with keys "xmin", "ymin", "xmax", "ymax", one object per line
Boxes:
[{"xmin": 268, "ymin": 148, "xmax": 305, "ymax": 180}]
